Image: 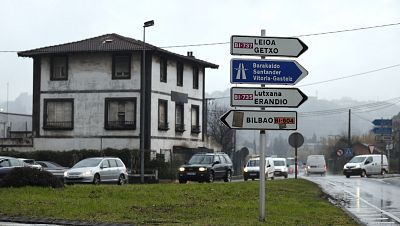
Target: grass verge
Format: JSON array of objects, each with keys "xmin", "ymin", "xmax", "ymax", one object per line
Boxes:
[{"xmin": 0, "ymin": 179, "xmax": 357, "ymax": 225}]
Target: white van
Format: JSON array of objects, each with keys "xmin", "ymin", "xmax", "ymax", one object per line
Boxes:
[
  {"xmin": 243, "ymin": 157, "xmax": 275, "ymax": 181},
  {"xmin": 343, "ymin": 154, "xmax": 389, "ymax": 178},
  {"xmin": 272, "ymin": 158, "xmax": 288, "ymax": 178},
  {"xmin": 305, "ymin": 155, "xmax": 326, "ymax": 176}
]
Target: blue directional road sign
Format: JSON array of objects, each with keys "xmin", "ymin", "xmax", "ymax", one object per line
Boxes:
[
  {"xmin": 230, "ymin": 58, "xmax": 308, "ymax": 85},
  {"xmin": 372, "ymin": 127, "xmax": 392, "ymax": 135},
  {"xmin": 372, "ymin": 119, "xmax": 392, "ymax": 127}
]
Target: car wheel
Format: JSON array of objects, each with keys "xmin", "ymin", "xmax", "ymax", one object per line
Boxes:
[
  {"xmin": 381, "ymin": 169, "xmax": 386, "ymax": 176},
  {"xmin": 361, "ymin": 170, "xmax": 366, "ymax": 178},
  {"xmin": 244, "ymin": 177, "xmax": 248, "ymax": 181},
  {"xmin": 118, "ymin": 174, "xmax": 126, "ymax": 185},
  {"xmin": 345, "ymin": 175, "xmax": 350, "ymax": 178},
  {"xmin": 207, "ymin": 172, "xmax": 214, "ymax": 183},
  {"xmin": 271, "ymin": 176, "xmax": 274, "ymax": 180},
  {"xmin": 224, "ymin": 171, "xmax": 232, "ymax": 182},
  {"xmin": 178, "ymin": 179, "xmax": 187, "ymax": 184},
  {"xmin": 93, "ymin": 174, "xmax": 101, "ymax": 185}
]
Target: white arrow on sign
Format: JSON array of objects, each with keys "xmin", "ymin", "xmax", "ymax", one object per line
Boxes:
[
  {"xmin": 231, "ymin": 35, "xmax": 308, "ymax": 57},
  {"xmin": 231, "ymin": 87, "xmax": 308, "ymax": 108},
  {"xmin": 220, "ymin": 110, "xmax": 297, "ymax": 130}
]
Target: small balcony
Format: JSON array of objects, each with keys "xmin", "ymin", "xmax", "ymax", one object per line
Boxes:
[
  {"xmin": 191, "ymin": 125, "xmax": 201, "ymax": 134},
  {"xmin": 175, "ymin": 123, "xmax": 185, "ymax": 132}
]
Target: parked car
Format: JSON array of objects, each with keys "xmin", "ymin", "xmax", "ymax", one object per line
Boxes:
[
  {"xmin": 272, "ymin": 158, "xmax": 288, "ymax": 178},
  {"xmin": 0, "ymin": 156, "xmax": 25, "ymax": 183},
  {"xmin": 286, "ymin": 157, "xmax": 298, "ymax": 174},
  {"xmin": 178, "ymin": 152, "xmax": 233, "ymax": 183},
  {"xmin": 305, "ymin": 155, "xmax": 327, "ymax": 176},
  {"xmin": 64, "ymin": 157, "xmax": 128, "ymax": 185},
  {"xmin": 36, "ymin": 161, "xmax": 68, "ymax": 178},
  {"xmin": 18, "ymin": 158, "xmax": 42, "ymax": 170},
  {"xmin": 243, "ymin": 156, "xmax": 274, "ymax": 181},
  {"xmin": 343, "ymin": 154, "xmax": 389, "ymax": 178}
]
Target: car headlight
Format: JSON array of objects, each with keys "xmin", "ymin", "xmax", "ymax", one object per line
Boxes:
[
  {"xmin": 64, "ymin": 171, "xmax": 68, "ymax": 177},
  {"xmin": 82, "ymin": 171, "xmax": 92, "ymax": 177},
  {"xmin": 354, "ymin": 164, "xmax": 361, "ymax": 169},
  {"xmin": 307, "ymin": 166, "xmax": 310, "ymax": 169},
  {"xmin": 179, "ymin": 167, "xmax": 185, "ymax": 172},
  {"xmin": 199, "ymin": 167, "xmax": 207, "ymax": 172},
  {"xmin": 244, "ymin": 167, "xmax": 248, "ymax": 172}
]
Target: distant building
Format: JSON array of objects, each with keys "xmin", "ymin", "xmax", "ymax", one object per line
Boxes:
[
  {"xmin": 18, "ymin": 33, "xmax": 218, "ymax": 157},
  {"xmin": 0, "ymin": 112, "xmax": 32, "ymax": 138}
]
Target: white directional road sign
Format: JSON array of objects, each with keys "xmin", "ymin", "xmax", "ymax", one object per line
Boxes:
[
  {"xmin": 231, "ymin": 35, "xmax": 308, "ymax": 57},
  {"xmin": 220, "ymin": 110, "xmax": 297, "ymax": 130},
  {"xmin": 231, "ymin": 87, "xmax": 308, "ymax": 108}
]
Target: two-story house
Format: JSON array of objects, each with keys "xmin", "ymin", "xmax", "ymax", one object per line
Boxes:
[{"xmin": 18, "ymin": 33, "xmax": 218, "ymax": 157}]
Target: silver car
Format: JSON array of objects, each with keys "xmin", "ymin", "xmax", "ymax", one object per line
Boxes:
[{"xmin": 64, "ymin": 157, "xmax": 128, "ymax": 185}]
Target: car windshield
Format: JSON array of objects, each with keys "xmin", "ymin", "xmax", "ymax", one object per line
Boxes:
[
  {"xmin": 349, "ymin": 156, "xmax": 366, "ymax": 163},
  {"xmin": 188, "ymin": 155, "xmax": 214, "ymax": 164},
  {"xmin": 72, "ymin": 159, "xmax": 102, "ymax": 168},
  {"xmin": 23, "ymin": 159, "xmax": 35, "ymax": 164},
  {"xmin": 247, "ymin": 159, "xmax": 260, "ymax": 167},
  {"xmin": 274, "ymin": 160, "xmax": 285, "ymax": 166}
]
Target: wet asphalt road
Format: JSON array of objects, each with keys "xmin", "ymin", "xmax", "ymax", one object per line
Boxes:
[{"xmin": 303, "ymin": 174, "xmax": 400, "ymax": 226}]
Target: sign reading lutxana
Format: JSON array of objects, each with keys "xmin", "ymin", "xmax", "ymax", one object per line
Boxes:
[
  {"xmin": 220, "ymin": 110, "xmax": 297, "ymax": 130},
  {"xmin": 230, "ymin": 87, "xmax": 308, "ymax": 108},
  {"xmin": 231, "ymin": 35, "xmax": 308, "ymax": 57},
  {"xmin": 230, "ymin": 58, "xmax": 308, "ymax": 85}
]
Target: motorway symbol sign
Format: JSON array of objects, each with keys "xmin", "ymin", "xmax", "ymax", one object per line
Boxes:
[
  {"xmin": 372, "ymin": 127, "xmax": 392, "ymax": 134},
  {"xmin": 220, "ymin": 110, "xmax": 297, "ymax": 130},
  {"xmin": 372, "ymin": 119, "xmax": 392, "ymax": 127},
  {"xmin": 230, "ymin": 87, "xmax": 308, "ymax": 108},
  {"xmin": 230, "ymin": 58, "xmax": 308, "ymax": 85},
  {"xmin": 231, "ymin": 35, "xmax": 308, "ymax": 57}
]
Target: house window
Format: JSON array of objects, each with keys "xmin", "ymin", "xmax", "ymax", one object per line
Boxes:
[
  {"xmin": 193, "ymin": 66, "xmax": 199, "ymax": 89},
  {"xmin": 158, "ymin": 99, "xmax": 169, "ymax": 130},
  {"xmin": 175, "ymin": 103, "xmax": 184, "ymax": 132},
  {"xmin": 160, "ymin": 57, "xmax": 167, "ymax": 83},
  {"xmin": 191, "ymin": 105, "xmax": 200, "ymax": 133},
  {"xmin": 50, "ymin": 56, "xmax": 68, "ymax": 80},
  {"xmin": 105, "ymin": 98, "xmax": 136, "ymax": 130},
  {"xmin": 177, "ymin": 62, "xmax": 183, "ymax": 86},
  {"xmin": 112, "ymin": 55, "xmax": 131, "ymax": 79},
  {"xmin": 43, "ymin": 99, "xmax": 73, "ymax": 130}
]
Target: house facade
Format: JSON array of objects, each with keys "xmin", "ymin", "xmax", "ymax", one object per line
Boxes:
[{"xmin": 18, "ymin": 33, "xmax": 218, "ymax": 156}]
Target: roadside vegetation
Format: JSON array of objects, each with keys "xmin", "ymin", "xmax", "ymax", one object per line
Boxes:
[{"xmin": 0, "ymin": 179, "xmax": 357, "ymax": 225}]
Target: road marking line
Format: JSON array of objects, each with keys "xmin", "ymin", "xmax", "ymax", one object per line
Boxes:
[{"xmin": 344, "ymin": 190, "xmax": 400, "ymax": 224}]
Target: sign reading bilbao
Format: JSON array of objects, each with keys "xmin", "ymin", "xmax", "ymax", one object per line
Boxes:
[
  {"xmin": 220, "ymin": 110, "xmax": 297, "ymax": 130},
  {"xmin": 231, "ymin": 35, "xmax": 308, "ymax": 57}
]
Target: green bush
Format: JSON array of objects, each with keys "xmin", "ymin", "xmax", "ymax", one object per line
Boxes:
[{"xmin": 0, "ymin": 167, "xmax": 64, "ymax": 188}]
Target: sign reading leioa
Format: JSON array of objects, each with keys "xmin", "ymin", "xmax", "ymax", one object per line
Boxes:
[{"xmin": 230, "ymin": 35, "xmax": 308, "ymax": 57}]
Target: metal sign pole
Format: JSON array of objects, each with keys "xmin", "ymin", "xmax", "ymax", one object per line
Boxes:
[{"xmin": 259, "ymin": 29, "xmax": 266, "ymax": 223}]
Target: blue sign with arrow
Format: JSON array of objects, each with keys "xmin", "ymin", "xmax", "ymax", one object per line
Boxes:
[
  {"xmin": 372, "ymin": 127, "xmax": 392, "ymax": 134},
  {"xmin": 230, "ymin": 58, "xmax": 308, "ymax": 85},
  {"xmin": 372, "ymin": 119, "xmax": 392, "ymax": 127}
]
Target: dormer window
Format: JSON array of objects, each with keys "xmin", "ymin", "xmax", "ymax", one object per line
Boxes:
[
  {"xmin": 112, "ymin": 55, "xmax": 131, "ymax": 79},
  {"xmin": 50, "ymin": 56, "xmax": 68, "ymax": 80}
]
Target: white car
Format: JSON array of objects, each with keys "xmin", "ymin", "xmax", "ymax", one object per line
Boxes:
[
  {"xmin": 343, "ymin": 154, "xmax": 388, "ymax": 178},
  {"xmin": 64, "ymin": 157, "xmax": 128, "ymax": 185},
  {"xmin": 272, "ymin": 158, "xmax": 288, "ymax": 178},
  {"xmin": 243, "ymin": 157, "xmax": 275, "ymax": 181},
  {"xmin": 18, "ymin": 158, "xmax": 43, "ymax": 170},
  {"xmin": 305, "ymin": 155, "xmax": 326, "ymax": 176}
]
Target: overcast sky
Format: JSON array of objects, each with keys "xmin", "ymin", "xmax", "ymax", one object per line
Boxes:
[{"xmin": 1, "ymin": 0, "xmax": 400, "ymax": 103}]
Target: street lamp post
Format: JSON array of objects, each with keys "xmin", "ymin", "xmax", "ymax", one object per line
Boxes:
[{"xmin": 140, "ymin": 20, "xmax": 154, "ymax": 184}]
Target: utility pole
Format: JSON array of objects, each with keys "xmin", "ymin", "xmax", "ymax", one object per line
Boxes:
[{"xmin": 348, "ymin": 109, "xmax": 351, "ymax": 147}]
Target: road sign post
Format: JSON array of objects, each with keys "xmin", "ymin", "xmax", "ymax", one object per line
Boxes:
[
  {"xmin": 288, "ymin": 132, "xmax": 304, "ymax": 179},
  {"xmin": 230, "ymin": 58, "xmax": 308, "ymax": 85}
]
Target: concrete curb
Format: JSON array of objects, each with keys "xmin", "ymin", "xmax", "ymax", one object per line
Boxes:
[{"xmin": 0, "ymin": 216, "xmax": 134, "ymax": 226}]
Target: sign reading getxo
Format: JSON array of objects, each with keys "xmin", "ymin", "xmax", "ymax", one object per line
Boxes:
[
  {"xmin": 230, "ymin": 35, "xmax": 308, "ymax": 57},
  {"xmin": 230, "ymin": 87, "xmax": 308, "ymax": 108},
  {"xmin": 220, "ymin": 110, "xmax": 297, "ymax": 130}
]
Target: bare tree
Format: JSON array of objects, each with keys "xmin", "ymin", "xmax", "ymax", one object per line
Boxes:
[{"xmin": 206, "ymin": 100, "xmax": 234, "ymax": 155}]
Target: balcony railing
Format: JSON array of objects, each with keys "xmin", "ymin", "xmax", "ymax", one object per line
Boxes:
[
  {"xmin": 175, "ymin": 123, "xmax": 185, "ymax": 132},
  {"xmin": 158, "ymin": 122, "xmax": 169, "ymax": 131},
  {"xmin": 191, "ymin": 125, "xmax": 201, "ymax": 134},
  {"xmin": 44, "ymin": 121, "xmax": 73, "ymax": 130},
  {"xmin": 106, "ymin": 120, "xmax": 136, "ymax": 130}
]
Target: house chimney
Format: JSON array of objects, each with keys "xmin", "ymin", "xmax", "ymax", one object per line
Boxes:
[{"xmin": 187, "ymin": 51, "xmax": 194, "ymax": 57}]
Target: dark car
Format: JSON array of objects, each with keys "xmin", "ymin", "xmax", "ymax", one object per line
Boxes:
[
  {"xmin": 0, "ymin": 156, "xmax": 25, "ymax": 183},
  {"xmin": 178, "ymin": 152, "xmax": 233, "ymax": 183},
  {"xmin": 36, "ymin": 161, "xmax": 68, "ymax": 178}
]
